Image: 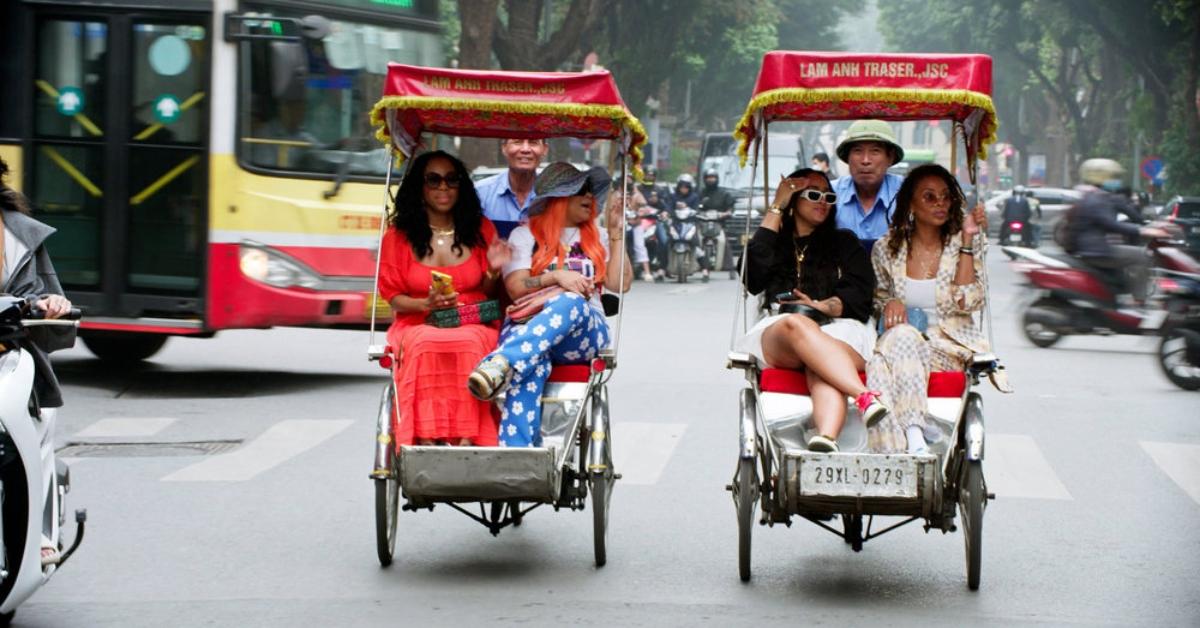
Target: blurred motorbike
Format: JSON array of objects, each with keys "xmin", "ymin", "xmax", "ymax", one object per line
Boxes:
[
  {"xmin": 697, "ymin": 209, "xmax": 728, "ymax": 281},
  {"xmin": 667, "ymin": 207, "xmax": 702, "ymax": 283}
]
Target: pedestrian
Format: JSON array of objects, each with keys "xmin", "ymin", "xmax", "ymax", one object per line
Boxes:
[
  {"xmin": 811, "ymin": 151, "xmax": 831, "ymax": 174},
  {"xmin": 474, "ymin": 138, "xmax": 549, "ymax": 238}
]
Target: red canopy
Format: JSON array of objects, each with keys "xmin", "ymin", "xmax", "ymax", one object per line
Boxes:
[
  {"xmin": 370, "ymin": 63, "xmax": 646, "ymax": 173},
  {"xmin": 735, "ymin": 51, "xmax": 998, "ymax": 175}
]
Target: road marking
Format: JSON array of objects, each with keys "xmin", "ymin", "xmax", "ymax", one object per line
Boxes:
[
  {"xmin": 665, "ymin": 285, "xmax": 710, "ymax": 295},
  {"xmin": 75, "ymin": 418, "xmax": 176, "ymax": 438},
  {"xmin": 1140, "ymin": 441, "xmax": 1200, "ymax": 505},
  {"xmin": 610, "ymin": 422, "xmax": 686, "ymax": 485},
  {"xmin": 161, "ymin": 420, "xmax": 352, "ymax": 482},
  {"xmin": 985, "ymin": 434, "xmax": 1073, "ymax": 500}
]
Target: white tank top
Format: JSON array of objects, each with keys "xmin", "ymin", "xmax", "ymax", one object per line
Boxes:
[{"xmin": 905, "ymin": 277, "xmax": 938, "ymax": 325}]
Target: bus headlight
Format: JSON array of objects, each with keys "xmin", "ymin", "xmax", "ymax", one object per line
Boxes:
[{"xmin": 238, "ymin": 243, "xmax": 321, "ymax": 289}]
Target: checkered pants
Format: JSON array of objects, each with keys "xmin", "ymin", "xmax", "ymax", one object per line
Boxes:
[{"xmin": 490, "ymin": 292, "xmax": 609, "ymax": 447}]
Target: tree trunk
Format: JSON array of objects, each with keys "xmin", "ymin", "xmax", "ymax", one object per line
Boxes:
[{"xmin": 456, "ymin": 0, "xmax": 500, "ymax": 168}]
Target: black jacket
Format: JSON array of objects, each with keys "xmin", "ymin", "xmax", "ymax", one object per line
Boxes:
[
  {"xmin": 1064, "ymin": 189, "xmax": 1141, "ymax": 258},
  {"xmin": 698, "ymin": 184, "xmax": 735, "ymax": 214},
  {"xmin": 742, "ymin": 226, "xmax": 876, "ymax": 322}
]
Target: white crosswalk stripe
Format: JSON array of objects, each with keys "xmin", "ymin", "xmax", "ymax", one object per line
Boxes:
[
  {"xmin": 75, "ymin": 417, "xmax": 177, "ymax": 438},
  {"xmin": 1140, "ymin": 441, "xmax": 1200, "ymax": 505},
  {"xmin": 162, "ymin": 419, "xmax": 352, "ymax": 482},
  {"xmin": 984, "ymin": 433, "xmax": 1073, "ymax": 500},
  {"xmin": 611, "ymin": 422, "xmax": 687, "ymax": 486}
]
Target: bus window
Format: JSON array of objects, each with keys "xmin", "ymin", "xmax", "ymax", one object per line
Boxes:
[{"xmin": 238, "ymin": 12, "xmax": 442, "ymax": 177}]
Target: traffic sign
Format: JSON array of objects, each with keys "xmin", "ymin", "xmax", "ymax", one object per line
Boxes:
[
  {"xmin": 1140, "ymin": 156, "xmax": 1164, "ymax": 181},
  {"xmin": 56, "ymin": 87, "xmax": 84, "ymax": 116},
  {"xmin": 153, "ymin": 94, "xmax": 182, "ymax": 124}
]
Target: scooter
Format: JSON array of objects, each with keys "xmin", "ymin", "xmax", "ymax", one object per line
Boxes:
[
  {"xmin": 0, "ymin": 296, "xmax": 85, "ymax": 625},
  {"xmin": 1156, "ymin": 269, "xmax": 1200, "ymax": 390},
  {"xmin": 697, "ymin": 209, "xmax": 729, "ymax": 281},
  {"xmin": 667, "ymin": 206, "xmax": 702, "ymax": 284},
  {"xmin": 1000, "ymin": 220, "xmax": 1036, "ymax": 249},
  {"xmin": 1004, "ymin": 228, "xmax": 1199, "ymax": 350}
]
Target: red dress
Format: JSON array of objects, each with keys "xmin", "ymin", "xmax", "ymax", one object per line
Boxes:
[{"xmin": 377, "ymin": 220, "xmax": 501, "ymax": 446}]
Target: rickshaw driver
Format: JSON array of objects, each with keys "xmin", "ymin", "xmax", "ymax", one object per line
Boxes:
[
  {"xmin": 475, "ymin": 138, "xmax": 550, "ymax": 239},
  {"xmin": 832, "ymin": 119, "xmax": 905, "ymax": 247}
]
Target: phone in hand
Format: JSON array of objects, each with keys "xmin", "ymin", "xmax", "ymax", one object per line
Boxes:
[{"xmin": 430, "ymin": 270, "xmax": 455, "ymax": 296}]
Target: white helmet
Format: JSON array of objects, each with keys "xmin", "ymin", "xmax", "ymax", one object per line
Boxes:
[
  {"xmin": 1079, "ymin": 158, "xmax": 1125, "ymax": 188},
  {"xmin": 677, "ymin": 173, "xmax": 695, "ymax": 186}
]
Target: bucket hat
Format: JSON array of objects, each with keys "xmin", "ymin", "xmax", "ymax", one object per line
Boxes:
[
  {"xmin": 835, "ymin": 119, "xmax": 904, "ymax": 165},
  {"xmin": 528, "ymin": 162, "xmax": 611, "ymax": 217}
]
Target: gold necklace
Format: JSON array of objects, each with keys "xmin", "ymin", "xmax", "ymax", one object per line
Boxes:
[
  {"xmin": 794, "ymin": 240, "xmax": 809, "ymax": 283},
  {"xmin": 431, "ymin": 225, "xmax": 455, "ymax": 246},
  {"xmin": 910, "ymin": 242, "xmax": 941, "ymax": 279}
]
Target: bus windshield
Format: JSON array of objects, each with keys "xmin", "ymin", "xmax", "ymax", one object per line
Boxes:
[{"xmin": 238, "ymin": 9, "xmax": 441, "ymax": 177}]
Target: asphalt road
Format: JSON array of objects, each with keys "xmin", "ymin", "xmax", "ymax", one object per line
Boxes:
[{"xmin": 16, "ymin": 248, "xmax": 1200, "ymax": 627}]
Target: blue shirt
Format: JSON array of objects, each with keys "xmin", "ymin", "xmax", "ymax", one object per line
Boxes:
[
  {"xmin": 833, "ymin": 173, "xmax": 903, "ymax": 242},
  {"xmin": 475, "ymin": 171, "xmax": 537, "ymax": 239}
]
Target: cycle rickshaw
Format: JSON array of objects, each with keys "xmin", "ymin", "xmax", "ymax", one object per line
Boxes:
[
  {"xmin": 365, "ymin": 63, "xmax": 645, "ymax": 568},
  {"xmin": 726, "ymin": 51, "xmax": 1008, "ymax": 589}
]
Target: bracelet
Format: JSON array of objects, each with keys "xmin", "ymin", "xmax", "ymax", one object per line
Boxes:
[
  {"xmin": 958, "ymin": 246, "xmax": 975, "ymax": 255},
  {"xmin": 767, "ymin": 205, "xmax": 782, "ymax": 215}
]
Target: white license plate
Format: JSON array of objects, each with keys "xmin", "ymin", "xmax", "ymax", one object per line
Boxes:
[{"xmin": 799, "ymin": 454, "xmax": 919, "ymax": 499}]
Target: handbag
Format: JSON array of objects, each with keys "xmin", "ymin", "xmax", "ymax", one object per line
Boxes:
[
  {"xmin": 505, "ymin": 286, "xmax": 564, "ymax": 323},
  {"xmin": 425, "ymin": 299, "xmax": 501, "ymax": 328}
]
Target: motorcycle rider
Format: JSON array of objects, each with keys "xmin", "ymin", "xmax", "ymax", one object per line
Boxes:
[
  {"xmin": 697, "ymin": 167, "xmax": 735, "ymax": 281},
  {"xmin": 1064, "ymin": 158, "xmax": 1167, "ymax": 304},
  {"xmin": 653, "ymin": 174, "xmax": 700, "ymax": 280},
  {"xmin": 1000, "ymin": 185, "xmax": 1039, "ymax": 245}
]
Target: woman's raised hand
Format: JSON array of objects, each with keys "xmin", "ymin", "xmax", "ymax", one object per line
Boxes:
[
  {"xmin": 771, "ymin": 176, "xmax": 803, "ymax": 210},
  {"xmin": 964, "ymin": 201, "xmax": 985, "ymax": 243},
  {"xmin": 486, "ymin": 239, "xmax": 512, "ymax": 273},
  {"xmin": 605, "ymin": 190, "xmax": 626, "ymax": 239},
  {"xmin": 425, "ymin": 285, "xmax": 458, "ymax": 311},
  {"xmin": 882, "ymin": 298, "xmax": 908, "ymax": 331},
  {"xmin": 553, "ymin": 269, "xmax": 593, "ymax": 297}
]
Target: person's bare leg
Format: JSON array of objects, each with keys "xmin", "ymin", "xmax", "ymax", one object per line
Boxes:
[
  {"xmin": 807, "ymin": 371, "xmax": 849, "ymax": 439},
  {"xmin": 761, "ymin": 315, "xmax": 869, "ymax": 397}
]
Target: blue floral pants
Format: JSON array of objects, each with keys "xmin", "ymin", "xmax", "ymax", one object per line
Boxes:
[{"xmin": 491, "ymin": 292, "xmax": 610, "ymax": 447}]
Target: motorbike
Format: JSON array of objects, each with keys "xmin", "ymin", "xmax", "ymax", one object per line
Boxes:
[
  {"xmin": 627, "ymin": 207, "xmax": 663, "ymax": 281},
  {"xmin": 666, "ymin": 206, "xmax": 702, "ymax": 283},
  {"xmin": 1000, "ymin": 220, "xmax": 1037, "ymax": 250},
  {"xmin": 0, "ymin": 296, "xmax": 85, "ymax": 625},
  {"xmin": 1004, "ymin": 227, "xmax": 1200, "ymax": 359},
  {"xmin": 696, "ymin": 209, "xmax": 730, "ymax": 281},
  {"xmin": 1156, "ymin": 269, "xmax": 1200, "ymax": 390}
]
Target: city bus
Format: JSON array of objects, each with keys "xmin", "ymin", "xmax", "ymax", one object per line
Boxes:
[{"xmin": 0, "ymin": 0, "xmax": 442, "ymax": 360}]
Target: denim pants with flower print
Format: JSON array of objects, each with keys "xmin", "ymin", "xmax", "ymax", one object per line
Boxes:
[{"xmin": 491, "ymin": 292, "xmax": 609, "ymax": 447}]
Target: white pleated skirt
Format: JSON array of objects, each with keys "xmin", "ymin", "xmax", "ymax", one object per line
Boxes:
[{"xmin": 735, "ymin": 314, "xmax": 876, "ymax": 367}]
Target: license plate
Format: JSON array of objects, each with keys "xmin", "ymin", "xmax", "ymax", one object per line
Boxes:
[
  {"xmin": 363, "ymin": 293, "xmax": 392, "ymax": 319},
  {"xmin": 799, "ymin": 454, "xmax": 919, "ymax": 499}
]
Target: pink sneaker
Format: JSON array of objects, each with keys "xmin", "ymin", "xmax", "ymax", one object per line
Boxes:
[{"xmin": 855, "ymin": 391, "xmax": 889, "ymax": 427}]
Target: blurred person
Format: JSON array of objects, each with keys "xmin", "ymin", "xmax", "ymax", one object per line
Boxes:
[
  {"xmin": 811, "ymin": 151, "xmax": 831, "ymax": 174},
  {"xmin": 697, "ymin": 167, "xmax": 735, "ymax": 281},
  {"xmin": 869, "ymin": 164, "xmax": 988, "ymax": 454},
  {"xmin": 475, "ymin": 138, "xmax": 549, "ymax": 239},
  {"xmin": 378, "ymin": 151, "xmax": 510, "ymax": 447},
  {"xmin": 1000, "ymin": 185, "xmax": 1039, "ymax": 245}
]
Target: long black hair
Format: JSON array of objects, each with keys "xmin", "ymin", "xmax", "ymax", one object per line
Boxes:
[
  {"xmin": 763, "ymin": 167, "xmax": 841, "ymax": 304},
  {"xmin": 389, "ymin": 150, "xmax": 484, "ymax": 259},
  {"xmin": 887, "ymin": 163, "xmax": 965, "ymax": 258},
  {"xmin": 0, "ymin": 158, "xmax": 32, "ymax": 215}
]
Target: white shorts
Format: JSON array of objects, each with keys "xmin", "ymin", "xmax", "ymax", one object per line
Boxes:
[{"xmin": 735, "ymin": 314, "xmax": 876, "ymax": 367}]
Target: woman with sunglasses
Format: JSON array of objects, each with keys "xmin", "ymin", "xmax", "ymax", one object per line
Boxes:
[
  {"xmin": 468, "ymin": 162, "xmax": 633, "ymax": 447},
  {"xmin": 378, "ymin": 150, "xmax": 511, "ymax": 446},
  {"xmin": 868, "ymin": 163, "xmax": 988, "ymax": 454},
  {"xmin": 738, "ymin": 168, "xmax": 886, "ymax": 453}
]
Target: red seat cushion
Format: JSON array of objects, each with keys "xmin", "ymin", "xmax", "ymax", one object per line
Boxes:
[
  {"xmin": 548, "ymin": 364, "xmax": 592, "ymax": 383},
  {"xmin": 759, "ymin": 369, "xmax": 966, "ymax": 398}
]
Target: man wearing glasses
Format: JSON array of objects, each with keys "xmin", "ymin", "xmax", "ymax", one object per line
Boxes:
[{"xmin": 475, "ymin": 138, "xmax": 549, "ymax": 239}]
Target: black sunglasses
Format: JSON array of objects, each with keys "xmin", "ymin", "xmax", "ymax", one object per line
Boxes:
[
  {"xmin": 794, "ymin": 188, "xmax": 837, "ymax": 205},
  {"xmin": 423, "ymin": 172, "xmax": 461, "ymax": 189},
  {"xmin": 575, "ymin": 180, "xmax": 595, "ymax": 196}
]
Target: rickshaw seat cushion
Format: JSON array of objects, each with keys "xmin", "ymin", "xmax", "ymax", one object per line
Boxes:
[
  {"xmin": 548, "ymin": 364, "xmax": 592, "ymax": 383},
  {"xmin": 759, "ymin": 369, "xmax": 966, "ymax": 398}
]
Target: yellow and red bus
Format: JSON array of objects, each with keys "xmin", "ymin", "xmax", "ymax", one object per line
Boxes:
[{"xmin": 0, "ymin": 0, "xmax": 442, "ymax": 360}]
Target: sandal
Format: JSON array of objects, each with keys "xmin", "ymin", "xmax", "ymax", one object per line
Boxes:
[{"xmin": 467, "ymin": 355, "xmax": 510, "ymax": 401}]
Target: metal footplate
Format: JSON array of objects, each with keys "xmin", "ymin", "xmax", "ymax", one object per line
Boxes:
[{"xmin": 784, "ymin": 452, "xmax": 940, "ymax": 517}]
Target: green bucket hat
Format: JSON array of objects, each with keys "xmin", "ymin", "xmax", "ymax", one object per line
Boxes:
[{"xmin": 835, "ymin": 119, "xmax": 904, "ymax": 165}]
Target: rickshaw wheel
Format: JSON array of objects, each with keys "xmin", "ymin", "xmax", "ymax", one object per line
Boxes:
[
  {"xmin": 961, "ymin": 460, "xmax": 985, "ymax": 590},
  {"xmin": 374, "ymin": 467, "xmax": 399, "ymax": 567},
  {"xmin": 675, "ymin": 253, "xmax": 689, "ymax": 284},
  {"xmin": 591, "ymin": 471, "xmax": 609, "ymax": 567},
  {"xmin": 736, "ymin": 457, "xmax": 757, "ymax": 582}
]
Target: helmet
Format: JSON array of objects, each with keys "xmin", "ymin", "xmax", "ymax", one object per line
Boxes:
[
  {"xmin": 643, "ymin": 164, "xmax": 658, "ymax": 182},
  {"xmin": 1079, "ymin": 158, "xmax": 1125, "ymax": 188},
  {"xmin": 702, "ymin": 168, "xmax": 719, "ymax": 186},
  {"xmin": 677, "ymin": 173, "xmax": 694, "ymax": 186},
  {"xmin": 1013, "ymin": 185, "xmax": 1026, "ymax": 195},
  {"xmin": 836, "ymin": 119, "xmax": 904, "ymax": 164}
]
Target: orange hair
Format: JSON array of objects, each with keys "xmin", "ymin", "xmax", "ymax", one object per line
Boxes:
[{"xmin": 529, "ymin": 197, "xmax": 607, "ymax": 285}]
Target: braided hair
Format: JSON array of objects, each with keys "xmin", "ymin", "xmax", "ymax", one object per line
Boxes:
[{"xmin": 886, "ymin": 163, "xmax": 965, "ymax": 259}]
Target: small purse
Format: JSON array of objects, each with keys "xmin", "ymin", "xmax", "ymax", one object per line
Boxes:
[
  {"xmin": 876, "ymin": 306, "xmax": 929, "ymax": 335},
  {"xmin": 425, "ymin": 300, "xmax": 502, "ymax": 328},
  {"xmin": 505, "ymin": 286, "xmax": 565, "ymax": 323}
]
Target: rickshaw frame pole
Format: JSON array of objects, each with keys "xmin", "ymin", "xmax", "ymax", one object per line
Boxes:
[
  {"xmin": 729, "ymin": 121, "xmax": 763, "ymax": 349},
  {"xmin": 608, "ymin": 139, "xmax": 630, "ymax": 367},
  {"xmin": 368, "ymin": 152, "xmax": 414, "ymax": 353}
]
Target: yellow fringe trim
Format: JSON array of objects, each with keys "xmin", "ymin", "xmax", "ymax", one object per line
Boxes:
[
  {"xmin": 733, "ymin": 87, "xmax": 999, "ymax": 167},
  {"xmin": 369, "ymin": 96, "xmax": 648, "ymax": 180}
]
